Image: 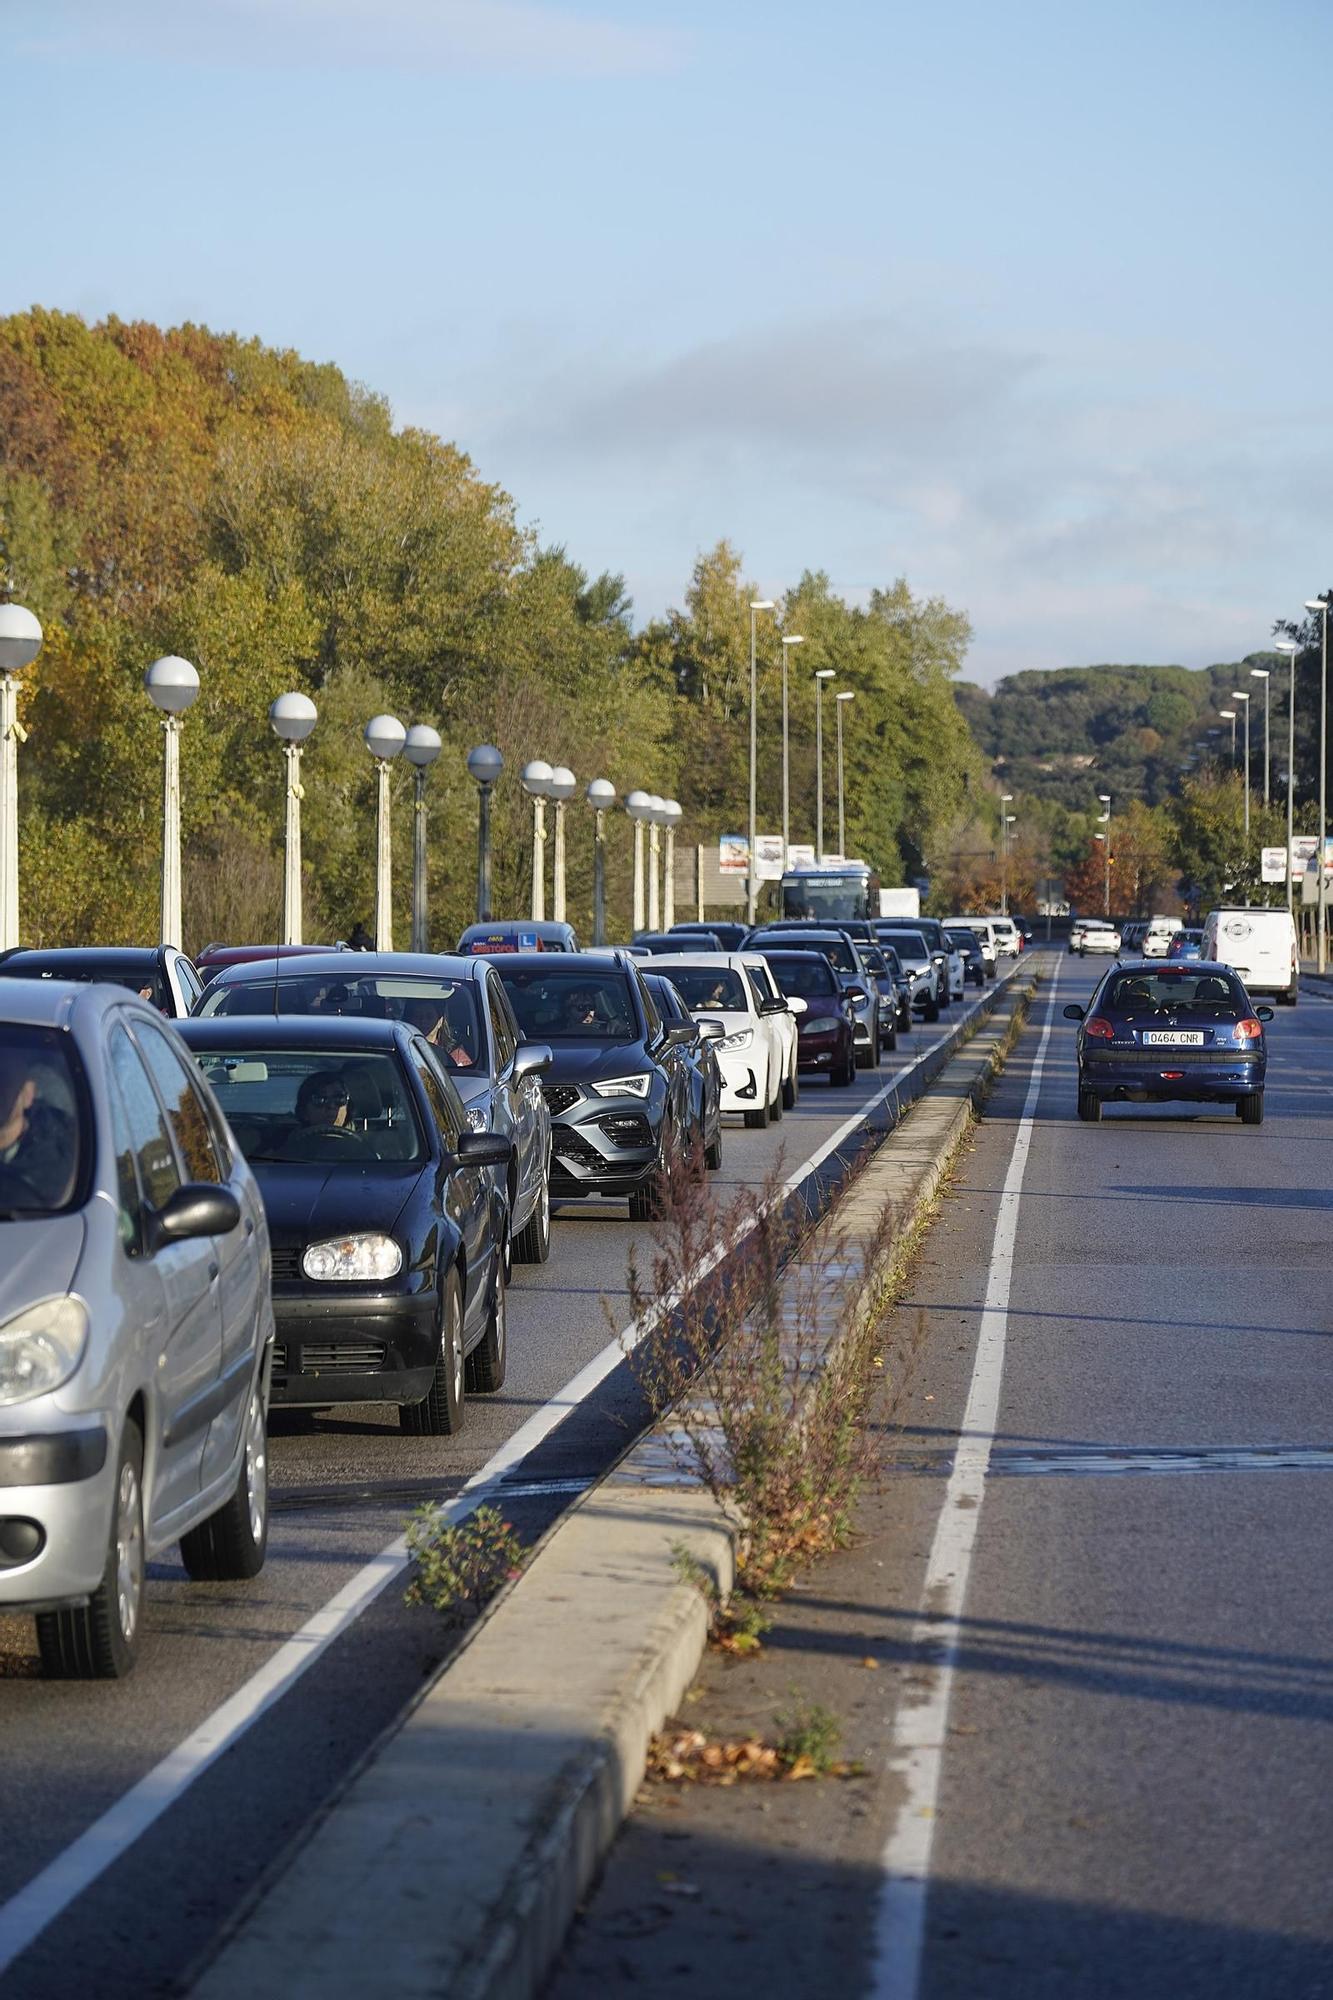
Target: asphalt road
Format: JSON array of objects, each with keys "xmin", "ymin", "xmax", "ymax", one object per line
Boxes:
[{"xmin": 0, "ymin": 978, "xmax": 1004, "ymax": 2000}]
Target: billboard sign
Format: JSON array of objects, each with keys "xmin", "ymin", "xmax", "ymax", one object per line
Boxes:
[
  {"xmin": 718, "ymin": 834, "xmax": 748, "ymax": 875},
  {"xmin": 754, "ymin": 834, "xmax": 785, "ymax": 881},
  {"xmin": 1261, "ymin": 846, "xmax": 1288, "ymax": 884}
]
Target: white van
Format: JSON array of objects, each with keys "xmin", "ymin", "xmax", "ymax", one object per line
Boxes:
[
  {"xmin": 1201, "ymin": 907, "xmax": 1299, "ymax": 1005},
  {"xmin": 1141, "ymin": 915, "xmax": 1183, "ymax": 958}
]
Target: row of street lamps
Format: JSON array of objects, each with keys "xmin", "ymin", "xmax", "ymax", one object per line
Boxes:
[{"xmin": 745, "ymin": 602, "xmax": 856, "ymax": 924}]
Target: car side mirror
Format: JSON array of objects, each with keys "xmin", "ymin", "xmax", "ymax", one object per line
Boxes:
[
  {"xmin": 457, "ymin": 1130, "xmax": 513, "ymax": 1169},
  {"xmin": 665, "ymin": 1022, "xmax": 696, "ymax": 1045},
  {"xmin": 845, "ymin": 985, "xmax": 868, "ymax": 1005},
  {"xmin": 512, "ymin": 1042, "xmax": 553, "ymax": 1078},
  {"xmin": 786, "ymin": 994, "xmax": 808, "ymax": 1016},
  {"xmin": 696, "ymin": 1017, "xmax": 726, "ymax": 1042},
  {"xmin": 1062, "ymin": 1004, "xmax": 1086, "ymax": 1020},
  {"xmin": 759, "ymin": 996, "xmax": 788, "ymax": 1015},
  {"xmin": 147, "ymin": 1182, "xmax": 241, "ymax": 1251},
  {"xmin": 1255, "ymin": 1006, "xmax": 1274, "ymax": 1022}
]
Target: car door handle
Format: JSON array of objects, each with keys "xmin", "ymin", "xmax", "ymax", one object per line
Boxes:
[{"xmin": 208, "ymin": 1261, "xmax": 219, "ymax": 1282}]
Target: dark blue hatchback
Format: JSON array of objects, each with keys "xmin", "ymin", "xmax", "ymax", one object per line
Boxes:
[{"xmin": 1064, "ymin": 962, "xmax": 1273, "ymax": 1125}]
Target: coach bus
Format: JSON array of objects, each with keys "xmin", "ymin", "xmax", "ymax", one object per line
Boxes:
[{"xmin": 779, "ymin": 861, "xmax": 881, "ymax": 923}]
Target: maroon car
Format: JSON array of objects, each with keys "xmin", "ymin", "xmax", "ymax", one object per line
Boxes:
[{"xmin": 749, "ymin": 947, "xmax": 857, "ymax": 1088}]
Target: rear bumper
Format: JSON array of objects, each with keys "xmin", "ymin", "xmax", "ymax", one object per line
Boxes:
[{"xmin": 1081, "ymin": 1058, "xmax": 1264, "ymax": 1103}]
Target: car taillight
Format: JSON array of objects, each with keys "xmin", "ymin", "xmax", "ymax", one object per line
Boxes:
[
  {"xmin": 1236, "ymin": 1017, "xmax": 1263, "ymax": 1039},
  {"xmin": 1084, "ymin": 1017, "xmax": 1114, "ymax": 1039}
]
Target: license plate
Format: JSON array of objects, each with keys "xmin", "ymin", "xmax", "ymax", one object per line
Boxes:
[{"xmin": 1142, "ymin": 1031, "xmax": 1204, "ymax": 1046}]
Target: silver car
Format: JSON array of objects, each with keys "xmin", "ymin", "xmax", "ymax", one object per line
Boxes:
[
  {"xmin": 0, "ymin": 980, "xmax": 273, "ymax": 1678},
  {"xmin": 195, "ymin": 952, "xmax": 554, "ymax": 1267}
]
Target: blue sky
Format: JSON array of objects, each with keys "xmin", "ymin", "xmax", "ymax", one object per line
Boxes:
[{"xmin": 7, "ymin": 0, "xmax": 1331, "ymax": 684}]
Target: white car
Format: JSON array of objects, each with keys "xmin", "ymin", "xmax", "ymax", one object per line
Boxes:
[
  {"xmin": 951, "ymin": 917, "xmax": 999, "ymax": 975},
  {"xmin": 649, "ymin": 954, "xmax": 792, "ymax": 1130},
  {"xmin": 1141, "ymin": 916, "xmax": 1183, "ymax": 959},
  {"xmin": 990, "ymin": 917, "xmax": 1021, "ymax": 957},
  {"xmin": 739, "ymin": 953, "xmax": 800, "ymax": 1109},
  {"xmin": 1080, "ymin": 922, "xmax": 1122, "ymax": 955}
]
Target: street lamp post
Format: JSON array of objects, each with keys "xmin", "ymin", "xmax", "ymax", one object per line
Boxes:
[
  {"xmin": 662, "ymin": 799, "xmax": 682, "ymax": 929},
  {"xmin": 1220, "ymin": 708, "xmax": 1236, "ymax": 765},
  {"xmin": 586, "ymin": 778, "xmax": 616, "ymax": 945},
  {"xmin": 1250, "ymin": 667, "xmax": 1271, "ymax": 803},
  {"xmin": 835, "ymin": 690, "xmax": 854, "ymax": 859},
  {"xmin": 547, "ymin": 765, "xmax": 577, "ymax": 924},
  {"xmin": 814, "ymin": 668, "xmax": 836, "ymax": 857},
  {"xmin": 780, "ymin": 634, "xmax": 804, "ymax": 862},
  {"xmin": 521, "ymin": 760, "xmax": 554, "ymax": 922},
  {"xmin": 365, "ymin": 714, "xmax": 406, "ymax": 950},
  {"xmin": 0, "ymin": 604, "xmax": 42, "ymax": 951},
  {"xmin": 404, "ymin": 724, "xmax": 442, "ymax": 952},
  {"xmin": 1275, "ymin": 638, "xmax": 1299, "ymax": 916},
  {"xmin": 747, "ymin": 600, "xmax": 775, "ymax": 926},
  {"xmin": 999, "ymin": 793, "xmax": 1014, "ymax": 915},
  {"xmin": 1305, "ymin": 597, "xmax": 1330, "ymax": 972},
  {"xmin": 1231, "ymin": 691, "xmax": 1252, "ymax": 839},
  {"xmin": 146, "ymin": 656, "xmax": 201, "ymax": 950},
  {"xmin": 646, "ymin": 795, "xmax": 666, "ymax": 931},
  {"xmin": 625, "ymin": 790, "xmax": 652, "ymax": 933},
  {"xmin": 466, "ymin": 744, "xmax": 503, "ymax": 922},
  {"xmin": 270, "ymin": 692, "xmax": 317, "ymax": 945},
  {"xmin": 1098, "ymin": 794, "xmax": 1112, "ymax": 917}
]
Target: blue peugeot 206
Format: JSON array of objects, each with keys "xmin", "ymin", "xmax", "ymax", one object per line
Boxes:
[{"xmin": 1064, "ymin": 962, "xmax": 1273, "ymax": 1125}]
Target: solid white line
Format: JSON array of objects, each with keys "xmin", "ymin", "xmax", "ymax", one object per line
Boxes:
[
  {"xmin": 0, "ymin": 971, "xmax": 1019, "ymax": 1975},
  {"xmin": 869, "ymin": 967, "xmax": 1060, "ymax": 2000}
]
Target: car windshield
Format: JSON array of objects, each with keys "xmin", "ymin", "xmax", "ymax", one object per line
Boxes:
[
  {"xmin": 762, "ymin": 934, "xmax": 857, "ymax": 974},
  {"xmin": 495, "ymin": 967, "xmax": 636, "ymax": 1041},
  {"xmin": 191, "ymin": 1048, "xmax": 425, "ymax": 1163},
  {"xmin": 665, "ymin": 966, "xmax": 749, "ymax": 1012},
  {"xmin": 1102, "ymin": 972, "xmax": 1247, "ymax": 1015},
  {"xmin": 945, "ymin": 929, "xmax": 979, "ymax": 950},
  {"xmin": 3, "ymin": 958, "xmax": 170, "ymax": 1012},
  {"xmin": 0, "ymin": 1025, "xmax": 86, "ymax": 1214},
  {"xmin": 879, "ymin": 931, "xmax": 929, "ymax": 966},
  {"xmin": 199, "ymin": 973, "xmax": 483, "ymax": 1067},
  {"xmin": 762, "ymin": 954, "xmax": 839, "ymax": 998}
]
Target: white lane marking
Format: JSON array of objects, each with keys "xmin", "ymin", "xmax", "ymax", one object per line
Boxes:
[
  {"xmin": 0, "ymin": 973, "xmax": 1020, "ymax": 1975},
  {"xmin": 870, "ymin": 968, "xmax": 1060, "ymax": 2000}
]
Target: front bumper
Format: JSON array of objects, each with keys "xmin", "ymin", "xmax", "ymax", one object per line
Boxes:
[
  {"xmin": 0, "ymin": 1422, "xmax": 113, "ymax": 1608},
  {"xmin": 546, "ymin": 1096, "xmax": 663, "ymax": 1197},
  {"xmin": 797, "ymin": 1019, "xmax": 847, "ymax": 1070},
  {"xmin": 272, "ymin": 1279, "xmax": 440, "ymax": 1406}
]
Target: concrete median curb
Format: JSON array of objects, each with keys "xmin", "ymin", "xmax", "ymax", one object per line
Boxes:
[{"xmin": 190, "ymin": 965, "xmax": 1043, "ymax": 2000}]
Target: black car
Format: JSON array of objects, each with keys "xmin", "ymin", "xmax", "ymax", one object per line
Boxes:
[
  {"xmin": 179, "ymin": 1016, "xmax": 511, "ymax": 1433},
  {"xmin": 490, "ymin": 951, "xmax": 695, "ymax": 1220},
  {"xmin": 669, "ymin": 921, "xmax": 751, "ymax": 952},
  {"xmin": 942, "ymin": 925, "xmax": 987, "ymax": 987},
  {"xmin": 752, "ymin": 948, "xmax": 857, "ymax": 1086},
  {"xmin": 1063, "ymin": 962, "xmax": 1273, "ymax": 1125},
  {"xmin": 746, "ymin": 927, "xmax": 881, "ymax": 1065},
  {"xmin": 634, "ymin": 931, "xmax": 724, "ymax": 954},
  {"xmin": 0, "ymin": 945, "xmax": 205, "ymax": 1017},
  {"xmin": 642, "ymin": 971, "xmax": 724, "ymax": 1170}
]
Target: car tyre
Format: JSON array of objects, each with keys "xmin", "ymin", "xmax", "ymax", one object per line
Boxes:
[
  {"xmin": 923, "ymin": 998, "xmax": 940, "ymax": 1024},
  {"xmin": 180, "ymin": 1377, "xmax": 269, "ymax": 1582},
  {"xmin": 782, "ymin": 1068, "xmax": 798, "ymax": 1110},
  {"xmin": 835, "ymin": 1047, "xmax": 856, "ymax": 1086},
  {"xmin": 882, "ymin": 1021, "xmax": 897, "ymax": 1053},
  {"xmin": 37, "ymin": 1418, "xmax": 145, "ymax": 1680},
  {"xmin": 1238, "ymin": 1092, "xmax": 1265, "ymax": 1126},
  {"xmin": 466, "ymin": 1261, "xmax": 507, "ymax": 1392},
  {"xmin": 1077, "ymin": 1089, "xmax": 1102, "ymax": 1123},
  {"xmin": 401, "ymin": 1271, "xmax": 465, "ymax": 1435},
  {"xmin": 705, "ymin": 1130, "xmax": 723, "ymax": 1171},
  {"xmin": 743, "ymin": 1098, "xmax": 770, "ymax": 1128},
  {"xmin": 512, "ymin": 1164, "xmax": 551, "ymax": 1264}
]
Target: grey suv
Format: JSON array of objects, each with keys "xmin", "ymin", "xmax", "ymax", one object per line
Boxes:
[{"xmin": 0, "ymin": 981, "xmax": 273, "ymax": 1678}]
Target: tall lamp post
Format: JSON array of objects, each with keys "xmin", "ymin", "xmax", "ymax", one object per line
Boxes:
[
  {"xmin": 586, "ymin": 778, "xmax": 616, "ymax": 945},
  {"xmin": 1219, "ymin": 708, "xmax": 1236, "ymax": 765},
  {"xmin": 270, "ymin": 692, "xmax": 317, "ymax": 945},
  {"xmin": 780, "ymin": 633, "xmax": 804, "ymax": 862},
  {"xmin": 0, "ymin": 604, "xmax": 42, "ymax": 951},
  {"xmin": 814, "ymin": 668, "xmax": 836, "ymax": 857},
  {"xmin": 747, "ymin": 599, "xmax": 776, "ymax": 925},
  {"xmin": 999, "ymin": 793, "xmax": 1014, "ymax": 914},
  {"xmin": 547, "ymin": 765, "xmax": 576, "ymax": 924},
  {"xmin": 521, "ymin": 760, "xmax": 554, "ymax": 922},
  {"xmin": 662, "ymin": 798, "xmax": 683, "ymax": 928},
  {"xmin": 835, "ymin": 690, "xmax": 854, "ymax": 858},
  {"xmin": 1274, "ymin": 638, "xmax": 1299, "ymax": 916},
  {"xmin": 466, "ymin": 744, "xmax": 503, "ymax": 923},
  {"xmin": 646, "ymin": 794, "xmax": 666, "ymax": 931},
  {"xmin": 365, "ymin": 713, "xmax": 406, "ymax": 950},
  {"xmin": 625, "ymin": 790, "xmax": 652, "ymax": 933},
  {"xmin": 404, "ymin": 724, "xmax": 442, "ymax": 952},
  {"xmin": 1097, "ymin": 793, "xmax": 1111, "ymax": 917},
  {"xmin": 1305, "ymin": 596, "xmax": 1329, "ymax": 973},
  {"xmin": 1231, "ymin": 690, "xmax": 1252, "ymax": 839},
  {"xmin": 1249, "ymin": 667, "xmax": 1271, "ymax": 803},
  {"xmin": 146, "ymin": 656, "xmax": 201, "ymax": 950}
]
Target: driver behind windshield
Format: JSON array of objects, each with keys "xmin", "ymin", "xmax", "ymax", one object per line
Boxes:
[{"xmin": 0, "ymin": 1047, "xmax": 77, "ymax": 1208}]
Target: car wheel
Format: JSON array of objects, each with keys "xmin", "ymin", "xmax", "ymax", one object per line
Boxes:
[
  {"xmin": 1238, "ymin": 1092, "xmax": 1265, "ymax": 1126},
  {"xmin": 924, "ymin": 998, "xmax": 940, "ymax": 1023},
  {"xmin": 1077, "ymin": 1089, "xmax": 1102, "ymax": 1123},
  {"xmin": 782, "ymin": 1067, "xmax": 798, "ymax": 1110},
  {"xmin": 705, "ymin": 1129, "xmax": 723, "ymax": 1171},
  {"xmin": 180, "ymin": 1376, "xmax": 269, "ymax": 1581},
  {"xmin": 1280, "ymin": 987, "xmax": 1298, "ymax": 1007},
  {"xmin": 628, "ymin": 1180, "xmax": 659, "ymax": 1221},
  {"xmin": 882, "ymin": 1021, "xmax": 897, "ymax": 1053},
  {"xmin": 466, "ymin": 1260, "xmax": 507, "ymax": 1392},
  {"xmin": 401, "ymin": 1271, "xmax": 465, "ymax": 1435},
  {"xmin": 835, "ymin": 1045, "xmax": 856, "ymax": 1086},
  {"xmin": 37, "ymin": 1418, "xmax": 145, "ymax": 1679},
  {"xmin": 512, "ymin": 1163, "xmax": 551, "ymax": 1264},
  {"xmin": 743, "ymin": 1095, "xmax": 770, "ymax": 1128},
  {"xmin": 898, "ymin": 1004, "xmax": 911, "ymax": 1031}
]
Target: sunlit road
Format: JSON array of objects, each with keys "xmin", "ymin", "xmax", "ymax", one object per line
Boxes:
[{"xmin": 0, "ymin": 981, "xmax": 1005, "ymax": 1999}]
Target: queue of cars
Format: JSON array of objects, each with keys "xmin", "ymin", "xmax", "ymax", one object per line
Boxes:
[{"xmin": 0, "ymin": 907, "xmax": 1011, "ymax": 1680}]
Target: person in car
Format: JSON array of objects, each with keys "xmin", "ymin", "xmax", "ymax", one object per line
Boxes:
[
  {"xmin": 402, "ymin": 998, "xmax": 474, "ymax": 1067},
  {"xmin": 0, "ymin": 1050, "xmax": 77, "ymax": 1206},
  {"xmin": 564, "ymin": 985, "xmax": 612, "ymax": 1031}
]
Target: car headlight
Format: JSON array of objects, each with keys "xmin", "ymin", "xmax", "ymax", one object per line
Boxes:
[
  {"xmin": 464, "ymin": 1105, "xmax": 488, "ymax": 1133},
  {"xmin": 717, "ymin": 1029, "xmax": 754, "ymax": 1051},
  {"xmin": 0, "ymin": 1296, "xmax": 90, "ymax": 1407},
  {"xmin": 301, "ymin": 1234, "xmax": 403, "ymax": 1282},
  {"xmin": 588, "ymin": 1073, "xmax": 653, "ymax": 1099}
]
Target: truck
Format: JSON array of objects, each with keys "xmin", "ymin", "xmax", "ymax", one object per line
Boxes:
[{"xmin": 879, "ymin": 887, "xmax": 921, "ymax": 920}]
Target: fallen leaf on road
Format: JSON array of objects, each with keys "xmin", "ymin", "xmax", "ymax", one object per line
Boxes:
[{"xmin": 860, "ymin": 1656, "xmax": 881, "ymax": 1670}]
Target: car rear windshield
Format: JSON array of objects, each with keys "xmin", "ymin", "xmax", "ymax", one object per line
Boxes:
[
  {"xmin": 0, "ymin": 1025, "xmax": 87, "ymax": 1214},
  {"xmin": 191, "ymin": 1048, "xmax": 425, "ymax": 1163},
  {"xmin": 761, "ymin": 953, "xmax": 839, "ymax": 998},
  {"xmin": 493, "ymin": 967, "xmax": 637, "ymax": 1040},
  {"xmin": 1102, "ymin": 971, "xmax": 1247, "ymax": 1014},
  {"xmin": 198, "ymin": 973, "xmax": 483, "ymax": 1065},
  {"xmin": 761, "ymin": 934, "xmax": 857, "ymax": 974},
  {"xmin": 3, "ymin": 957, "xmax": 170, "ymax": 1012}
]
